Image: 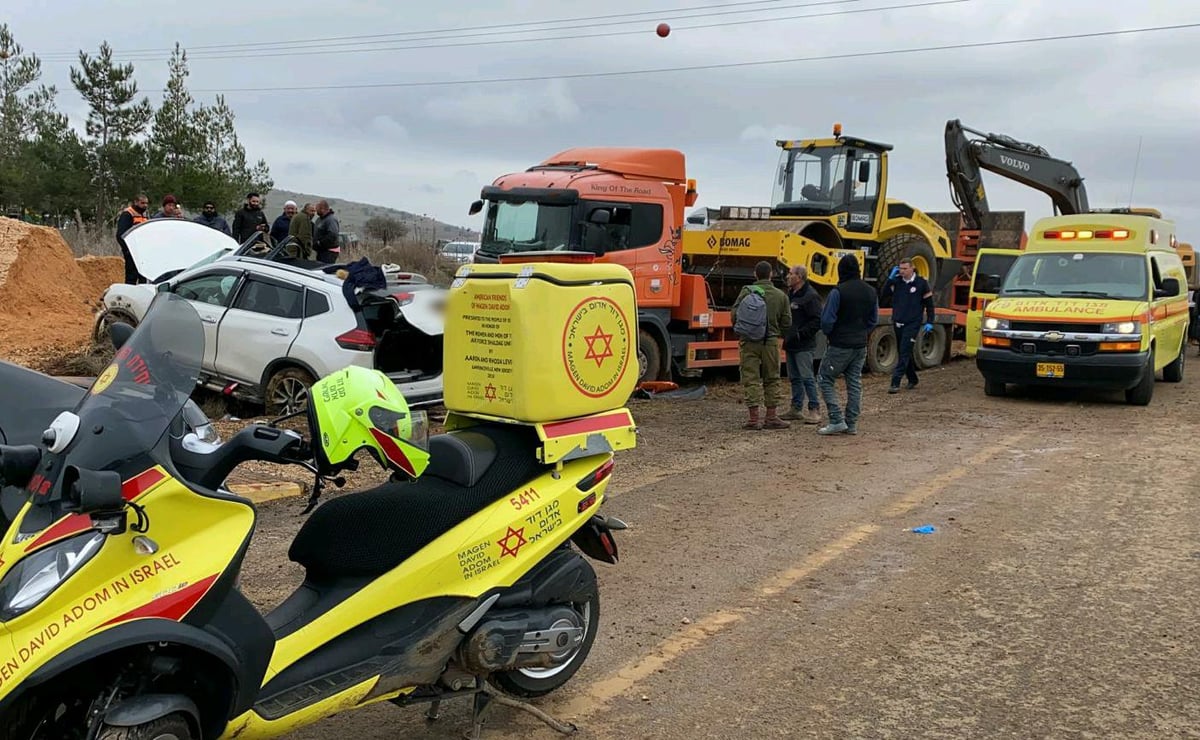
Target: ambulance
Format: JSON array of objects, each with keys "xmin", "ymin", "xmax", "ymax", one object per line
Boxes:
[{"xmin": 970, "ymin": 212, "xmax": 1190, "ymax": 405}]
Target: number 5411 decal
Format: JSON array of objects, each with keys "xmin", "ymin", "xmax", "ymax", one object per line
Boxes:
[{"xmin": 509, "ymin": 487, "xmax": 541, "ymax": 511}]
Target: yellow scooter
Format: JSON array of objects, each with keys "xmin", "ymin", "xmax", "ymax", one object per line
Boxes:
[{"xmin": 0, "ymin": 293, "xmax": 634, "ymax": 739}]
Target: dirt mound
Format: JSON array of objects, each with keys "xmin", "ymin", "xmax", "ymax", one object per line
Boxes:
[
  {"xmin": 76, "ymin": 255, "xmax": 124, "ymax": 306},
  {"xmin": 0, "ymin": 217, "xmax": 98, "ymax": 365}
]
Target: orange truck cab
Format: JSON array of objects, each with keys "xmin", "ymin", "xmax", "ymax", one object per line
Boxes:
[{"xmin": 469, "ymin": 148, "xmax": 699, "ymax": 382}]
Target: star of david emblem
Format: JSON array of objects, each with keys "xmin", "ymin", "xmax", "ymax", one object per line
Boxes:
[
  {"xmin": 498, "ymin": 526, "xmax": 527, "ymax": 558},
  {"xmin": 484, "ymin": 383, "xmax": 497, "ymax": 401},
  {"xmin": 583, "ymin": 325, "xmax": 614, "ymax": 368}
]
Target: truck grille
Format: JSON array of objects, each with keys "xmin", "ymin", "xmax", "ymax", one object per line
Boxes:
[{"xmin": 1009, "ymin": 321, "xmax": 1103, "ymax": 333}]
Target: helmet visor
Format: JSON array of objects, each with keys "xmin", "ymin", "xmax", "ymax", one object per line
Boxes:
[{"xmin": 368, "ymin": 406, "xmax": 430, "ymax": 451}]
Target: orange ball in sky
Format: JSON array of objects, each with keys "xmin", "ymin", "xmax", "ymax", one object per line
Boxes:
[{"xmin": 656, "ymin": 23, "xmax": 670, "ymax": 37}]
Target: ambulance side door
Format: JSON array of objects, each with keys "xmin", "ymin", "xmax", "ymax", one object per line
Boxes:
[{"xmin": 966, "ymin": 248, "xmax": 1023, "ymax": 356}]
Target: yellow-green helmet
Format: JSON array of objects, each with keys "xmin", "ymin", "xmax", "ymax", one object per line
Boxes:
[{"xmin": 307, "ymin": 365, "xmax": 431, "ymax": 479}]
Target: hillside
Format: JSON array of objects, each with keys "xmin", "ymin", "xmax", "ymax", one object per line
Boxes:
[{"xmin": 264, "ymin": 188, "xmax": 479, "ymax": 243}]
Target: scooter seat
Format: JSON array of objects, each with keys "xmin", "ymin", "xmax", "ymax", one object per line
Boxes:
[{"xmin": 288, "ymin": 422, "xmax": 545, "ymax": 579}]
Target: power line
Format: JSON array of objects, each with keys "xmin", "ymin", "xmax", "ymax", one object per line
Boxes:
[
  {"xmin": 59, "ymin": 0, "xmax": 963, "ymax": 63},
  {"xmin": 174, "ymin": 22, "xmax": 1200, "ymax": 94},
  {"xmin": 35, "ymin": 0, "xmax": 855, "ymax": 60}
]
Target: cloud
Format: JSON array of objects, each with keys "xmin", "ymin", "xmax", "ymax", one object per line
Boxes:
[{"xmin": 424, "ymin": 79, "xmax": 580, "ymax": 127}]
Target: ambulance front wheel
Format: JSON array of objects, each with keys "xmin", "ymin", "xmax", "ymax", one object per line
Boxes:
[{"xmin": 98, "ymin": 713, "xmax": 196, "ymax": 740}]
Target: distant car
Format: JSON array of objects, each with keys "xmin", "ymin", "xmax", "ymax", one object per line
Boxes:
[
  {"xmin": 439, "ymin": 241, "xmax": 479, "ymax": 264},
  {"xmin": 97, "ymin": 220, "xmax": 444, "ymax": 414}
]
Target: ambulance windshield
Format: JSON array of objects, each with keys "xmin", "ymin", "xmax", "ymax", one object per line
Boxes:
[{"xmin": 1001, "ymin": 252, "xmax": 1149, "ymax": 300}]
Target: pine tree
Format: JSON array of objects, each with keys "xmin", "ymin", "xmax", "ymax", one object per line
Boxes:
[
  {"xmin": 0, "ymin": 24, "xmax": 61, "ymax": 212},
  {"xmin": 70, "ymin": 41, "xmax": 152, "ymax": 221},
  {"xmin": 148, "ymin": 43, "xmax": 204, "ymax": 199}
]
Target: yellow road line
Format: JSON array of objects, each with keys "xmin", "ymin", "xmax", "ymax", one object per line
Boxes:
[{"xmin": 557, "ymin": 428, "xmax": 1037, "ymax": 723}]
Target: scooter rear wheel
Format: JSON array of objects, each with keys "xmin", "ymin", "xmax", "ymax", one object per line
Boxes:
[
  {"xmin": 97, "ymin": 713, "xmax": 195, "ymax": 740},
  {"xmin": 489, "ymin": 589, "xmax": 600, "ymax": 698}
]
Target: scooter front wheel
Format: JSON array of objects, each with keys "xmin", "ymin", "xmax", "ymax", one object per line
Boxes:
[
  {"xmin": 489, "ymin": 589, "xmax": 601, "ymax": 698},
  {"xmin": 97, "ymin": 713, "xmax": 195, "ymax": 740}
]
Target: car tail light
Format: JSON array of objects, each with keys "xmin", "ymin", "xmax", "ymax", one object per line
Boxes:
[{"xmin": 336, "ymin": 328, "xmax": 376, "ymax": 351}]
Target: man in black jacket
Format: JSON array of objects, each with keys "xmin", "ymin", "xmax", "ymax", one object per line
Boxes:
[
  {"xmin": 231, "ymin": 192, "xmax": 269, "ymax": 244},
  {"xmin": 780, "ymin": 265, "xmax": 823, "ymax": 424},
  {"xmin": 817, "ymin": 253, "xmax": 878, "ymax": 435},
  {"xmin": 880, "ymin": 258, "xmax": 936, "ymax": 393},
  {"xmin": 313, "ymin": 199, "xmax": 341, "ymax": 264}
]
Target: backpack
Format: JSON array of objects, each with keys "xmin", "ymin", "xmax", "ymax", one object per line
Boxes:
[{"xmin": 734, "ymin": 285, "xmax": 769, "ymax": 341}]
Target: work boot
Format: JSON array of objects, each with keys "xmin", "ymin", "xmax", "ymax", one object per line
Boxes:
[
  {"xmin": 802, "ymin": 407, "xmax": 822, "ymax": 424},
  {"xmin": 743, "ymin": 406, "xmax": 763, "ymax": 430},
  {"xmin": 779, "ymin": 405, "xmax": 804, "ymax": 421},
  {"xmin": 763, "ymin": 407, "xmax": 791, "ymax": 429}
]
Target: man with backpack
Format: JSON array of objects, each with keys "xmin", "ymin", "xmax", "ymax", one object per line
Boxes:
[{"xmin": 732, "ymin": 261, "xmax": 792, "ymax": 430}]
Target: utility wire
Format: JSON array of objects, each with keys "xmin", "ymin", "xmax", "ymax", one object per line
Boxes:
[
  {"xmin": 35, "ymin": 0, "xmax": 858, "ymax": 60},
  {"xmin": 70, "ymin": 0, "xmax": 966, "ymax": 62},
  {"xmin": 173, "ymin": 22, "xmax": 1200, "ymax": 94}
]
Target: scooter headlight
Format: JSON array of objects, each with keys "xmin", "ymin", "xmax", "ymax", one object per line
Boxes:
[{"xmin": 0, "ymin": 532, "xmax": 105, "ymax": 621}]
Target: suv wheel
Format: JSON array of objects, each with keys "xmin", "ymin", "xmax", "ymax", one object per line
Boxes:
[{"xmin": 266, "ymin": 367, "xmax": 316, "ymax": 415}]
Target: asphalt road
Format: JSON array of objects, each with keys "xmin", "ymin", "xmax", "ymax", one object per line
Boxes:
[{"xmin": 245, "ymin": 356, "xmax": 1200, "ymax": 739}]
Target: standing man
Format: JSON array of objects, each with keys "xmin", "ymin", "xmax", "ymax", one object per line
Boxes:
[
  {"xmin": 231, "ymin": 192, "xmax": 269, "ymax": 244},
  {"xmin": 151, "ymin": 194, "xmax": 181, "ymax": 219},
  {"xmin": 780, "ymin": 264, "xmax": 824, "ymax": 423},
  {"xmin": 115, "ymin": 193, "xmax": 149, "ymax": 284},
  {"xmin": 271, "ymin": 200, "xmax": 297, "ymax": 243},
  {"xmin": 881, "ymin": 258, "xmax": 936, "ymax": 393},
  {"xmin": 817, "ymin": 254, "xmax": 878, "ymax": 435},
  {"xmin": 194, "ymin": 200, "xmax": 231, "ymax": 234},
  {"xmin": 313, "ymin": 199, "xmax": 341, "ymax": 264},
  {"xmin": 732, "ymin": 260, "xmax": 792, "ymax": 430},
  {"xmin": 287, "ymin": 202, "xmax": 315, "ymax": 259}
]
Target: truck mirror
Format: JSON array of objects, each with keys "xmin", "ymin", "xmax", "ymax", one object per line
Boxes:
[
  {"xmin": 468, "ymin": 200, "xmax": 483, "ymax": 216},
  {"xmin": 858, "ymin": 161, "xmax": 871, "ymax": 183}
]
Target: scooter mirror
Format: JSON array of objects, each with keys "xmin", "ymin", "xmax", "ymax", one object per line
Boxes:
[
  {"xmin": 63, "ymin": 466, "xmax": 125, "ymax": 515},
  {"xmin": 109, "ymin": 322, "xmax": 136, "ymax": 352}
]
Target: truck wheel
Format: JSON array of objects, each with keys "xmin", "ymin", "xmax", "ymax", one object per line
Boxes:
[
  {"xmin": 914, "ymin": 325, "xmax": 947, "ymax": 369},
  {"xmin": 983, "ymin": 377, "xmax": 1006, "ymax": 397},
  {"xmin": 637, "ymin": 329, "xmax": 663, "ymax": 383},
  {"xmin": 1125, "ymin": 350, "xmax": 1155, "ymax": 405},
  {"xmin": 1163, "ymin": 342, "xmax": 1185, "ymax": 383},
  {"xmin": 875, "ymin": 234, "xmax": 938, "ymax": 298},
  {"xmin": 865, "ymin": 327, "xmax": 897, "ymax": 374}
]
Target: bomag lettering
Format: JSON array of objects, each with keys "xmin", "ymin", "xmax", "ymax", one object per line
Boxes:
[{"xmin": 718, "ymin": 237, "xmax": 752, "ymax": 248}]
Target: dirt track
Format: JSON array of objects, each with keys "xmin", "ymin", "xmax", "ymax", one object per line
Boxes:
[{"xmin": 240, "ymin": 356, "xmax": 1200, "ymax": 739}]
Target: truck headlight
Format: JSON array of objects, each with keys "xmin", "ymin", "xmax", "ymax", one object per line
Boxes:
[
  {"xmin": 1101, "ymin": 321, "xmax": 1140, "ymax": 335},
  {"xmin": 983, "ymin": 317, "xmax": 1009, "ymax": 331},
  {"xmin": 0, "ymin": 532, "xmax": 105, "ymax": 621}
]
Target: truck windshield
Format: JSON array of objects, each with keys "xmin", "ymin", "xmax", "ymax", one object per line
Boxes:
[
  {"xmin": 772, "ymin": 145, "xmax": 849, "ymax": 214},
  {"xmin": 479, "ymin": 201, "xmax": 574, "ymax": 256},
  {"xmin": 1001, "ymin": 252, "xmax": 1148, "ymax": 300}
]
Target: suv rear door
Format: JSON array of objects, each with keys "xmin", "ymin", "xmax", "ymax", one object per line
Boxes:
[
  {"xmin": 966, "ymin": 248, "xmax": 1022, "ymax": 356},
  {"xmin": 214, "ymin": 274, "xmax": 306, "ymax": 385}
]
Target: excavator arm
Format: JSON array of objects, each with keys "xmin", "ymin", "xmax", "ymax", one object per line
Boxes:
[{"xmin": 945, "ymin": 119, "xmax": 1089, "ymax": 230}]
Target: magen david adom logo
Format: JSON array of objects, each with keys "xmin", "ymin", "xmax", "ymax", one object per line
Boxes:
[{"xmin": 562, "ymin": 296, "xmax": 631, "ymax": 398}]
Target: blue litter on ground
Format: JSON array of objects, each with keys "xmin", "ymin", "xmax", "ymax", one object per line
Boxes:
[{"xmin": 911, "ymin": 525, "xmax": 936, "ymax": 534}]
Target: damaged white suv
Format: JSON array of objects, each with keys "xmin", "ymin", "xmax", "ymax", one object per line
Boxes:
[{"xmin": 97, "ymin": 219, "xmax": 445, "ymax": 414}]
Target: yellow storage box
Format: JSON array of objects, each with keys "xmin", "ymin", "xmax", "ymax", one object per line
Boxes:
[{"xmin": 445, "ymin": 261, "xmax": 638, "ymax": 423}]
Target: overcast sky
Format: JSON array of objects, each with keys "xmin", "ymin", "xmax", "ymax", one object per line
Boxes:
[{"xmin": 6, "ymin": 0, "xmax": 1199, "ymax": 240}]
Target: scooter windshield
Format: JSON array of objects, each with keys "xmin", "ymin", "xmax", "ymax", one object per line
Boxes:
[{"xmin": 63, "ymin": 293, "xmax": 204, "ymax": 476}]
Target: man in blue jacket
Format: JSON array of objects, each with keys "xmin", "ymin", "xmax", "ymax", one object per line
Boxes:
[
  {"xmin": 881, "ymin": 258, "xmax": 936, "ymax": 393},
  {"xmin": 817, "ymin": 254, "xmax": 878, "ymax": 435}
]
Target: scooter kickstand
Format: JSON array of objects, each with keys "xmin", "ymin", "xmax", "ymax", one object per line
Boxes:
[{"xmin": 466, "ymin": 690, "xmax": 493, "ymax": 740}]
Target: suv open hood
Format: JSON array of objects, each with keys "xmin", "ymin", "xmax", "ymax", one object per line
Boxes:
[{"xmin": 124, "ymin": 219, "xmax": 239, "ymax": 283}]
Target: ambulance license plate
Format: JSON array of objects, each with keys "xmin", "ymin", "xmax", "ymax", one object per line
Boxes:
[{"xmin": 1036, "ymin": 362, "xmax": 1065, "ymax": 378}]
